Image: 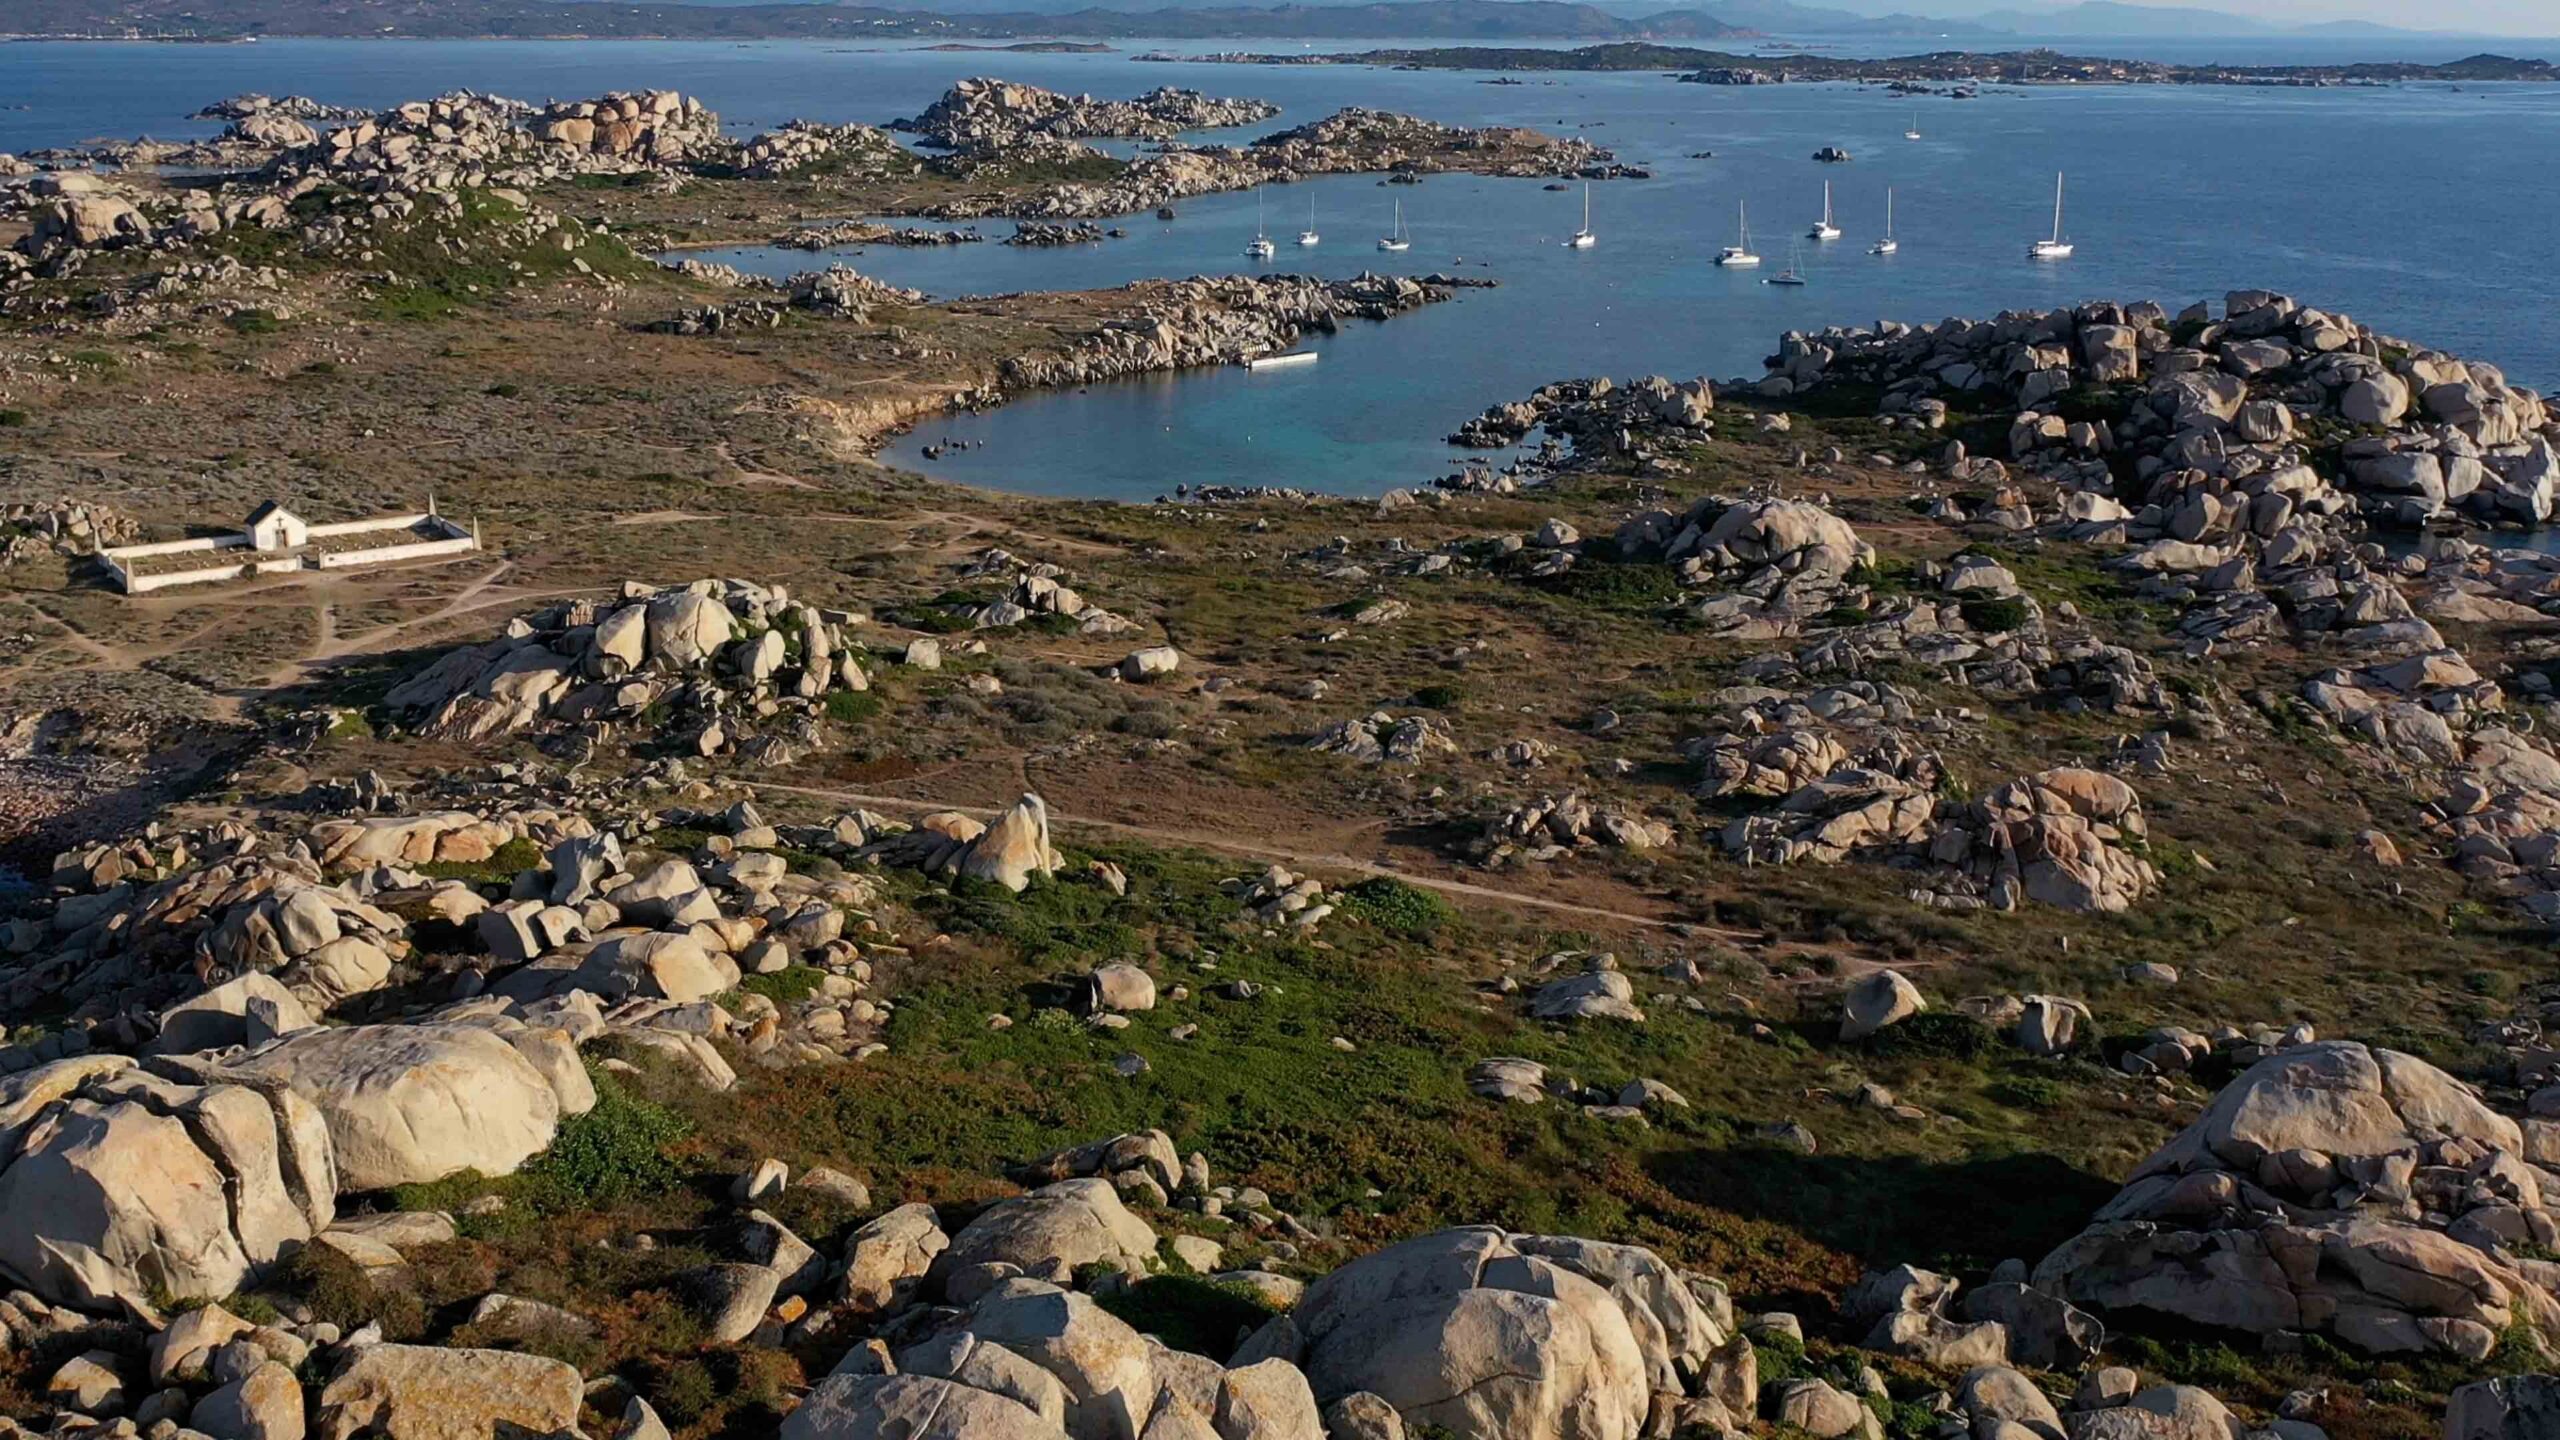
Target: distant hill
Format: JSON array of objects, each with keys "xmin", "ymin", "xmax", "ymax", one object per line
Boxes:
[
  {"xmin": 3, "ymin": 0, "xmax": 2476, "ymax": 40},
  {"xmin": 4, "ymin": 0, "xmax": 1753, "ymax": 37}
]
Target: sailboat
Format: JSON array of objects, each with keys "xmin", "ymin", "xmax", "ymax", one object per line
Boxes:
[
  {"xmin": 1869, "ymin": 187, "xmax": 1898, "ymax": 255},
  {"xmin": 1566, "ymin": 182, "xmax": 1596, "ymax": 248},
  {"xmin": 1904, "ymin": 113, "xmax": 1922, "ymax": 140},
  {"xmin": 1714, "ymin": 201, "xmax": 1761, "ymax": 268},
  {"xmin": 1767, "ymin": 243, "xmax": 1808, "ymax": 286},
  {"xmin": 1297, "ymin": 194, "xmax": 1320, "ymax": 247},
  {"xmin": 2029, "ymin": 172, "xmax": 2074, "ymax": 259},
  {"xmin": 1246, "ymin": 184, "xmax": 1275, "ymax": 260},
  {"xmin": 1377, "ymin": 199, "xmax": 1410, "ymax": 253},
  {"xmin": 1808, "ymin": 180, "xmax": 1841, "ymax": 241}
]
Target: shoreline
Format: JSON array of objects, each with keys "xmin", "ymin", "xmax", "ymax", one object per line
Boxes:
[{"xmin": 1147, "ymin": 43, "xmax": 2560, "ymax": 85}]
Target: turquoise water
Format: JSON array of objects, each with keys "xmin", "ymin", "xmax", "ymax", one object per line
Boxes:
[
  {"xmin": 10, "ymin": 38, "xmax": 2560, "ymax": 500},
  {"xmin": 805, "ymin": 73, "xmax": 2560, "ymax": 500}
]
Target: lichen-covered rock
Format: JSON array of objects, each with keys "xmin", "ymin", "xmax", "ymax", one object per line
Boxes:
[{"xmin": 315, "ymin": 1344, "xmax": 582, "ymax": 1440}]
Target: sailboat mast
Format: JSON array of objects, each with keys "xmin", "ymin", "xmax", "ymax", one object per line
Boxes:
[{"xmin": 2052, "ymin": 173, "xmax": 2065, "ymax": 243}]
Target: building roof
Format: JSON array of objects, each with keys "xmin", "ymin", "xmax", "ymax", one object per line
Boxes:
[{"xmin": 245, "ymin": 500, "xmax": 301, "ymax": 525}]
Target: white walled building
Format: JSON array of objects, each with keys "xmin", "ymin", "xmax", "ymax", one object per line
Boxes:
[{"xmin": 102, "ymin": 499, "xmax": 480, "ymax": 595}]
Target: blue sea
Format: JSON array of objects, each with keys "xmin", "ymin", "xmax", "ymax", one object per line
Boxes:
[{"xmin": 8, "ymin": 36, "xmax": 2560, "ymax": 499}]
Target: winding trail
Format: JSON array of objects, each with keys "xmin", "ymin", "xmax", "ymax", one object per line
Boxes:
[{"xmin": 758, "ymin": 779, "xmax": 1686, "ymax": 933}]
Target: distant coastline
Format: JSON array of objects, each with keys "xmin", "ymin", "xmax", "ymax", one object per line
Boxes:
[
  {"xmin": 1147, "ymin": 42, "xmax": 2560, "ymax": 84},
  {"xmin": 0, "ymin": 0, "xmax": 1757, "ymax": 44}
]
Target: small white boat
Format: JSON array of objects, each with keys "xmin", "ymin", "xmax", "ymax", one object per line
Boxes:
[
  {"xmin": 1808, "ymin": 180, "xmax": 1841, "ymax": 241},
  {"xmin": 1297, "ymin": 194, "xmax": 1319, "ymax": 247},
  {"xmin": 1566, "ymin": 182, "xmax": 1596, "ymax": 248},
  {"xmin": 1869, "ymin": 187, "xmax": 1899, "ymax": 255},
  {"xmin": 1766, "ymin": 243, "xmax": 1808, "ymax": 286},
  {"xmin": 1378, "ymin": 199, "xmax": 1411, "ymax": 253},
  {"xmin": 1905, "ymin": 113, "xmax": 1922, "ymax": 140},
  {"xmin": 2029, "ymin": 172, "xmax": 2074, "ymax": 259},
  {"xmin": 1246, "ymin": 184, "xmax": 1276, "ymax": 260},
  {"xmin": 1246, "ymin": 350, "xmax": 1318, "ymax": 370},
  {"xmin": 1714, "ymin": 201, "xmax": 1761, "ymax": 268}
]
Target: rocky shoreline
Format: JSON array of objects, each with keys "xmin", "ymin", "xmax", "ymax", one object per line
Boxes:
[
  {"xmin": 1156, "ymin": 44, "xmax": 2560, "ymax": 87},
  {"xmin": 890, "ymin": 77, "xmax": 1281, "ymax": 154},
  {"xmin": 1, "ymin": 79, "xmax": 1621, "ymax": 284},
  {"xmin": 910, "ymin": 104, "xmax": 1633, "ymax": 222}
]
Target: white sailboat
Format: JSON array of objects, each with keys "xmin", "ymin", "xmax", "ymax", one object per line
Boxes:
[
  {"xmin": 1297, "ymin": 194, "xmax": 1320, "ymax": 247},
  {"xmin": 1246, "ymin": 184, "xmax": 1275, "ymax": 260},
  {"xmin": 1766, "ymin": 241, "xmax": 1808, "ymax": 286},
  {"xmin": 1904, "ymin": 113, "xmax": 1922, "ymax": 140},
  {"xmin": 2029, "ymin": 172, "xmax": 2074, "ymax": 259},
  {"xmin": 1808, "ymin": 180, "xmax": 1841, "ymax": 241},
  {"xmin": 1869, "ymin": 187, "xmax": 1899, "ymax": 255},
  {"xmin": 1566, "ymin": 182, "xmax": 1596, "ymax": 248},
  {"xmin": 1714, "ymin": 201, "xmax": 1761, "ymax": 268},
  {"xmin": 1377, "ymin": 199, "xmax": 1410, "ymax": 253}
]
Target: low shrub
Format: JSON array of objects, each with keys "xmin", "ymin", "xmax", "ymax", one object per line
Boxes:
[{"xmin": 1095, "ymin": 1275, "xmax": 1281, "ymax": 1358}]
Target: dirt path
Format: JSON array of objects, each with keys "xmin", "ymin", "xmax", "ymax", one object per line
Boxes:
[{"xmin": 757, "ymin": 780, "xmax": 1688, "ymax": 934}]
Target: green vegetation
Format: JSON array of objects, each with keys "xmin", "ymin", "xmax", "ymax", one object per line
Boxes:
[
  {"xmin": 823, "ymin": 689, "xmax": 886, "ymax": 725},
  {"xmin": 415, "ymin": 836, "xmax": 544, "ymax": 884},
  {"xmin": 1095, "ymin": 1275, "xmax": 1283, "ymax": 1357},
  {"xmin": 739, "ymin": 964, "xmax": 829, "ymax": 1006},
  {"xmin": 1958, "ymin": 595, "xmax": 2032, "ymax": 634},
  {"xmin": 357, "ymin": 189, "xmax": 650, "ymax": 321},
  {"xmin": 1336, "ymin": 876, "xmax": 1456, "ymax": 938},
  {"xmin": 1531, "ymin": 557, "xmax": 1685, "ymax": 614},
  {"xmin": 526, "ymin": 1072, "xmax": 694, "ymax": 1209},
  {"xmin": 390, "ymin": 1067, "xmax": 691, "ymax": 1224}
]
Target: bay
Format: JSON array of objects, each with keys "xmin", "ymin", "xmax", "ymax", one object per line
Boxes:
[{"xmin": 9, "ymin": 37, "xmax": 2560, "ymax": 500}]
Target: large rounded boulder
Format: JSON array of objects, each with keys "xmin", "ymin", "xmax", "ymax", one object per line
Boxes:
[
  {"xmin": 937, "ymin": 1178, "xmax": 1159, "ymax": 1286},
  {"xmin": 234, "ymin": 1023, "xmax": 567, "ymax": 1192},
  {"xmin": 1236, "ymin": 1227, "xmax": 1724, "ymax": 1440}
]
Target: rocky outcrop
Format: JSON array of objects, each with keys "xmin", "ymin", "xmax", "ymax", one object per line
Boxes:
[
  {"xmin": 1931, "ymin": 767, "xmax": 2158, "ymax": 914},
  {"xmin": 925, "ymin": 106, "xmax": 1615, "ymax": 221},
  {"xmin": 384, "ymin": 578, "xmax": 868, "ymax": 763},
  {"xmin": 18, "ymin": 831, "xmax": 424, "ymax": 1019},
  {"xmin": 894, "ymin": 78, "xmax": 1278, "ymax": 153},
  {"xmin": 1236, "ymin": 1225, "xmax": 1729, "ymax": 1440},
  {"xmin": 860, "ymin": 794, "xmax": 1064, "ymax": 893},
  {"xmin": 0, "ymin": 1056, "xmax": 335, "ymax": 1312},
  {"xmin": 645, "ymin": 264, "xmax": 925, "ymax": 333},
  {"xmin": 2036, "ymin": 1040, "xmax": 2560, "ymax": 1358},
  {"xmin": 1, "ymin": 499, "xmax": 140, "ymax": 564},
  {"xmin": 999, "ymin": 272, "xmax": 1474, "ymax": 392},
  {"xmin": 1452, "ymin": 374, "xmax": 1714, "ymax": 458},
  {"xmin": 1469, "ymin": 793, "xmax": 1675, "ymax": 866},
  {"xmin": 13, "ymin": 89, "xmax": 720, "ymax": 265},
  {"xmin": 1766, "ymin": 290, "xmax": 2555, "ymax": 533}
]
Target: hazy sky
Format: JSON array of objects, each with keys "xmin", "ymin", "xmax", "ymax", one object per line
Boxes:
[{"xmin": 2053, "ymin": 0, "xmax": 2557, "ymax": 31}]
